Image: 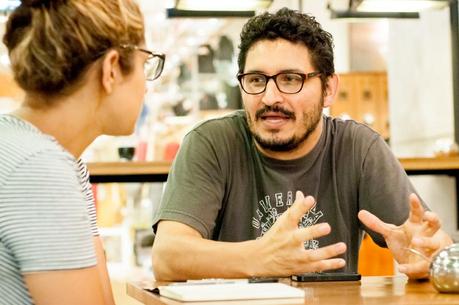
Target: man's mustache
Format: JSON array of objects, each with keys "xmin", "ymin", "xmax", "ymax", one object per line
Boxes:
[{"xmin": 255, "ymin": 105, "xmax": 295, "ymax": 120}]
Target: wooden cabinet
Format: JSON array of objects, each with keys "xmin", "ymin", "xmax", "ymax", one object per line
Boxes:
[{"xmin": 330, "ymin": 72, "xmax": 389, "ymax": 139}]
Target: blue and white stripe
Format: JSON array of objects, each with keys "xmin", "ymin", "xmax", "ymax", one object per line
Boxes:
[{"xmin": 0, "ymin": 115, "xmax": 98, "ymax": 305}]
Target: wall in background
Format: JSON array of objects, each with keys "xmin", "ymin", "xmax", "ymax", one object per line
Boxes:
[
  {"xmin": 388, "ymin": 8, "xmax": 457, "ymax": 236},
  {"xmin": 300, "ymin": 0, "xmax": 350, "ymax": 73},
  {"xmin": 350, "ymin": 22, "xmax": 388, "ymax": 72}
]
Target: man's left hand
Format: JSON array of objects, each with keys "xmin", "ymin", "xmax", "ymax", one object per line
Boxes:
[{"xmin": 358, "ymin": 193, "xmax": 453, "ymax": 279}]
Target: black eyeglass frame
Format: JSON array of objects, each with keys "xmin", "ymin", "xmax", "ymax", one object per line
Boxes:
[
  {"xmin": 119, "ymin": 44, "xmax": 166, "ymax": 81},
  {"xmin": 237, "ymin": 71, "xmax": 321, "ymax": 95}
]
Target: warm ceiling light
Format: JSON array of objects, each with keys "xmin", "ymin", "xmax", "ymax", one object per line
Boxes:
[
  {"xmin": 356, "ymin": 0, "xmax": 449, "ymax": 13},
  {"xmin": 175, "ymin": 0, "xmax": 273, "ymax": 11}
]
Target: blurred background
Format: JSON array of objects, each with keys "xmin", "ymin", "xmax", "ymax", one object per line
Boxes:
[{"xmin": 1, "ymin": 0, "xmax": 458, "ymax": 303}]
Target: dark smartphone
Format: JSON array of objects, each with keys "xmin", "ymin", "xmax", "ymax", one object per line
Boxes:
[{"xmin": 291, "ymin": 272, "xmax": 361, "ymax": 282}]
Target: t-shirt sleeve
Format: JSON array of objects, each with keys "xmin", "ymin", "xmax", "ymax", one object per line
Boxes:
[
  {"xmin": 358, "ymin": 135, "xmax": 428, "ymax": 246},
  {"xmin": 77, "ymin": 159, "xmax": 99, "ymax": 236},
  {"xmin": 0, "ymin": 150, "xmax": 97, "ymax": 273},
  {"xmin": 152, "ymin": 130, "xmax": 226, "ymax": 239}
]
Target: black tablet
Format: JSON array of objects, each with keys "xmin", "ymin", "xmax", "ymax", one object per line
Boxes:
[{"xmin": 291, "ymin": 272, "xmax": 361, "ymax": 282}]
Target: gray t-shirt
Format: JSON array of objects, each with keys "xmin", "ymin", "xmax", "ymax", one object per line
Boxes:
[
  {"xmin": 153, "ymin": 110, "xmax": 421, "ymax": 272},
  {"xmin": 0, "ymin": 115, "xmax": 97, "ymax": 305}
]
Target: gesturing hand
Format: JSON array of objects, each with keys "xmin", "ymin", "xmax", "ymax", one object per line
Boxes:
[
  {"xmin": 358, "ymin": 193, "xmax": 452, "ymax": 279},
  {"xmin": 256, "ymin": 191, "xmax": 347, "ymax": 277}
]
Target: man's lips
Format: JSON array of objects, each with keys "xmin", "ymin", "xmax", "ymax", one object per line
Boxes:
[
  {"xmin": 260, "ymin": 112, "xmax": 291, "ymax": 120},
  {"xmin": 256, "ymin": 107, "xmax": 295, "ymax": 120},
  {"xmin": 258, "ymin": 112, "xmax": 292, "ymax": 129},
  {"xmin": 254, "ymin": 106, "xmax": 295, "ymax": 128}
]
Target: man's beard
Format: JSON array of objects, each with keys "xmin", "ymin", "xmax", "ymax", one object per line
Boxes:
[{"xmin": 246, "ymin": 98, "xmax": 323, "ymax": 152}]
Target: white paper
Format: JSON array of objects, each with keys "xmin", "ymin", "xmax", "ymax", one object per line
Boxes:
[{"xmin": 158, "ymin": 282, "xmax": 305, "ymax": 302}]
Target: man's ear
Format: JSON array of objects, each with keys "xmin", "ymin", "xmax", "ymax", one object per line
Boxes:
[
  {"xmin": 323, "ymin": 73, "xmax": 339, "ymax": 108},
  {"xmin": 101, "ymin": 50, "xmax": 121, "ymax": 94}
]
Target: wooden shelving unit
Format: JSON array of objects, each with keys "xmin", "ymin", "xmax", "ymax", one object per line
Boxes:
[
  {"xmin": 331, "ymin": 72, "xmax": 389, "ymax": 139},
  {"xmin": 400, "ymin": 156, "xmax": 459, "ymax": 173},
  {"xmin": 88, "ymin": 161, "xmax": 171, "ymax": 183},
  {"xmin": 87, "ymin": 157, "xmax": 459, "ymax": 183}
]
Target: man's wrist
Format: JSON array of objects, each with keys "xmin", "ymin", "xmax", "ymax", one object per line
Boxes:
[{"xmin": 242, "ymin": 238, "xmax": 266, "ymax": 277}]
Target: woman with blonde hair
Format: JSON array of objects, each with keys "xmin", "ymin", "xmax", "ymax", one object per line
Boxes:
[{"xmin": 0, "ymin": 0, "xmax": 164, "ymax": 304}]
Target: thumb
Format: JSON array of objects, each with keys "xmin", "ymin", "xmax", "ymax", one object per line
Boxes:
[{"xmin": 358, "ymin": 210, "xmax": 391, "ymax": 237}]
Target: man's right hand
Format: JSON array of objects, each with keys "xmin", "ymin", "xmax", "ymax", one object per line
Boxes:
[
  {"xmin": 152, "ymin": 191, "xmax": 346, "ymax": 280},
  {"xmin": 254, "ymin": 191, "xmax": 346, "ymax": 276}
]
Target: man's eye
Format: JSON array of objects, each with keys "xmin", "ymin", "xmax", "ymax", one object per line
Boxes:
[
  {"xmin": 280, "ymin": 74, "xmax": 302, "ymax": 83},
  {"xmin": 248, "ymin": 76, "xmax": 265, "ymax": 83}
]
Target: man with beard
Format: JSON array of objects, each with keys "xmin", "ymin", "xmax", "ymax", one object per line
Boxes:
[{"xmin": 151, "ymin": 8, "xmax": 452, "ymax": 281}]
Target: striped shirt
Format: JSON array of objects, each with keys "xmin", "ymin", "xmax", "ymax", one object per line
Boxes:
[
  {"xmin": 77, "ymin": 159, "xmax": 99, "ymax": 236},
  {"xmin": 0, "ymin": 115, "xmax": 98, "ymax": 305}
]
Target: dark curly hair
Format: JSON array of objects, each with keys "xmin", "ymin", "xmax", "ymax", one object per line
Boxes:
[{"xmin": 238, "ymin": 8, "xmax": 335, "ymax": 89}]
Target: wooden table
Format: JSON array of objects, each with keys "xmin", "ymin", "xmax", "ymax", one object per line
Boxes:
[{"xmin": 126, "ymin": 276, "xmax": 459, "ymax": 305}]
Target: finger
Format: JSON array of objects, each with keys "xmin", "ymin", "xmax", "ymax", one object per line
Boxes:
[
  {"xmin": 421, "ymin": 211, "xmax": 441, "ymax": 236},
  {"xmin": 398, "ymin": 261, "xmax": 430, "ymax": 279},
  {"xmin": 296, "ymin": 190, "xmax": 304, "ymax": 202},
  {"xmin": 408, "ymin": 193, "xmax": 425, "ymax": 224},
  {"xmin": 411, "ymin": 236, "xmax": 442, "ymax": 253},
  {"xmin": 294, "ymin": 223, "xmax": 331, "ymax": 242},
  {"xmin": 286, "ymin": 192, "xmax": 315, "ymax": 224},
  {"xmin": 299, "ymin": 258, "xmax": 346, "ymax": 273},
  {"xmin": 358, "ymin": 210, "xmax": 393, "ymax": 237},
  {"xmin": 303, "ymin": 242, "xmax": 347, "ymax": 262}
]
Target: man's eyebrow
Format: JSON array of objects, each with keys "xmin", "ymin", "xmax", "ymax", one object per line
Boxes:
[
  {"xmin": 243, "ymin": 69, "xmax": 306, "ymax": 74},
  {"xmin": 281, "ymin": 69, "xmax": 307, "ymax": 73}
]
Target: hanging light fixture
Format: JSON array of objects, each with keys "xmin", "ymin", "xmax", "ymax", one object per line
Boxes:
[
  {"xmin": 328, "ymin": 0, "xmax": 449, "ymax": 21},
  {"xmin": 330, "ymin": 10, "xmax": 419, "ymax": 20},
  {"xmin": 355, "ymin": 0, "xmax": 450, "ymax": 13},
  {"xmin": 167, "ymin": 0, "xmax": 273, "ymax": 18}
]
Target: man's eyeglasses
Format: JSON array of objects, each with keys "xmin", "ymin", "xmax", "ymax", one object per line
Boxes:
[
  {"xmin": 120, "ymin": 44, "xmax": 165, "ymax": 81},
  {"xmin": 237, "ymin": 71, "xmax": 321, "ymax": 95}
]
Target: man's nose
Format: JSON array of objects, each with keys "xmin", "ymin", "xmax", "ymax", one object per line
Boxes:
[{"xmin": 261, "ymin": 78, "xmax": 283, "ymax": 106}]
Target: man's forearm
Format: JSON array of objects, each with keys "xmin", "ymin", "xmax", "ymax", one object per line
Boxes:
[
  {"xmin": 152, "ymin": 202, "xmax": 347, "ymax": 281},
  {"xmin": 152, "ymin": 234, "xmax": 260, "ymax": 281}
]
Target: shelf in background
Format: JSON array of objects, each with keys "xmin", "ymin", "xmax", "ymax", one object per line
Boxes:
[
  {"xmin": 88, "ymin": 156, "xmax": 459, "ymax": 230},
  {"xmin": 88, "ymin": 161, "xmax": 171, "ymax": 183},
  {"xmin": 400, "ymin": 156, "xmax": 459, "ymax": 175},
  {"xmin": 87, "ymin": 156, "xmax": 459, "ymax": 183}
]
